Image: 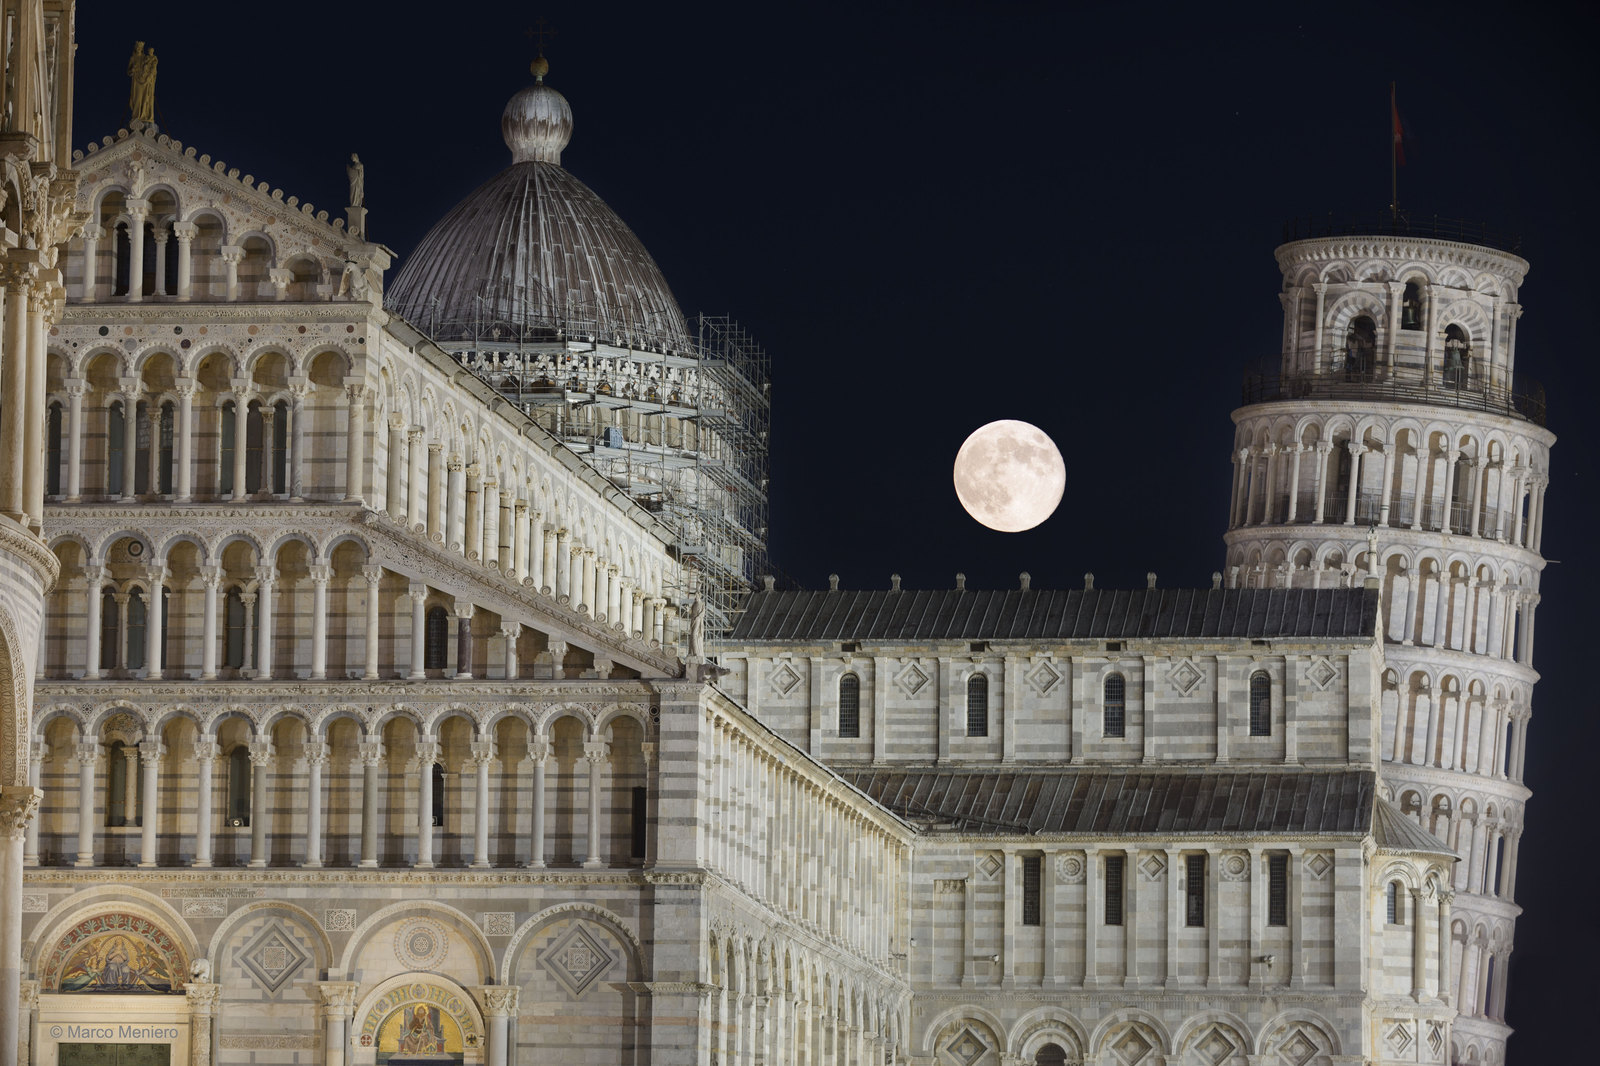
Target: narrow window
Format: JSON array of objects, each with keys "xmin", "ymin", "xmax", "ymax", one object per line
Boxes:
[
  {"xmin": 244, "ymin": 403, "xmax": 263, "ymax": 494},
  {"xmin": 106, "ymin": 740, "xmax": 127, "ymax": 826},
  {"xmin": 631, "ymin": 786, "xmax": 648, "ymax": 860},
  {"xmin": 966, "ymin": 674, "xmax": 988, "ymax": 737},
  {"xmin": 272, "ymin": 399, "xmax": 289, "ymax": 493},
  {"xmin": 1386, "ymin": 880, "xmax": 1404, "ymax": 924},
  {"xmin": 1186, "ymin": 854, "xmax": 1207, "ymax": 927},
  {"xmin": 126, "ymin": 589, "xmax": 147, "ymax": 671},
  {"xmin": 227, "ymin": 746, "xmax": 251, "ymax": 826},
  {"xmin": 1443, "ymin": 324, "xmax": 1471, "ymax": 386},
  {"xmin": 133, "ymin": 399, "xmax": 150, "ymax": 495},
  {"xmin": 1249, "ymin": 671, "xmax": 1272, "ymax": 736},
  {"xmin": 1267, "ymin": 853, "xmax": 1289, "ymax": 926},
  {"xmin": 113, "ymin": 221, "xmax": 131, "ymax": 295},
  {"xmin": 1104, "ymin": 855, "xmax": 1124, "ymax": 925},
  {"xmin": 157, "ymin": 402, "xmax": 175, "ymax": 494},
  {"xmin": 425, "ymin": 606, "xmax": 449, "ymax": 670},
  {"xmin": 99, "ymin": 588, "xmax": 119, "ymax": 670},
  {"xmin": 1022, "ymin": 854, "xmax": 1042, "ymax": 926},
  {"xmin": 224, "ymin": 587, "xmax": 246, "ymax": 669},
  {"xmin": 431, "ymin": 764, "xmax": 445, "ymax": 827},
  {"xmin": 46, "ymin": 402, "xmax": 62, "ymax": 495},
  {"xmin": 1103, "ymin": 673, "xmax": 1126, "ymax": 738},
  {"xmin": 838, "ymin": 673, "xmax": 860, "ymax": 738},
  {"xmin": 107, "ymin": 401, "xmax": 126, "ymax": 496},
  {"xmin": 1401, "ymin": 281, "xmax": 1423, "ymax": 330},
  {"xmin": 219, "ymin": 402, "xmax": 236, "ymax": 495}
]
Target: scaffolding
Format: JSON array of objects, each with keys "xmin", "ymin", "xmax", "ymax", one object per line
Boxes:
[{"xmin": 411, "ymin": 303, "xmax": 770, "ymax": 638}]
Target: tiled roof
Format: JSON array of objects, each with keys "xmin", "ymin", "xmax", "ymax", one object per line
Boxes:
[
  {"xmin": 1373, "ymin": 796, "xmax": 1460, "ymax": 859},
  {"xmin": 727, "ymin": 587, "xmax": 1379, "ymax": 644},
  {"xmin": 839, "ymin": 768, "xmax": 1375, "ymax": 837}
]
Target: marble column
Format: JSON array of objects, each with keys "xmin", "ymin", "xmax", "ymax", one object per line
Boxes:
[
  {"xmin": 362, "ymin": 565, "xmax": 383, "ymax": 679},
  {"xmin": 471, "ymin": 739, "xmax": 496, "ymax": 868},
  {"xmin": 478, "ymin": 987, "xmax": 520, "ymax": 1066},
  {"xmin": 408, "ymin": 583, "xmax": 428, "ymax": 679},
  {"xmin": 481, "ymin": 479, "xmax": 500, "ymax": 566},
  {"xmin": 554, "ymin": 528, "xmax": 571, "ymax": 601},
  {"xmin": 454, "ymin": 601, "xmax": 477, "ymax": 679},
  {"xmin": 0, "ymin": 269, "xmax": 28, "ymax": 519},
  {"xmin": 120, "ymin": 393, "xmax": 139, "ymax": 500},
  {"xmin": 229, "ymin": 392, "xmax": 250, "ymax": 499},
  {"xmin": 173, "ymin": 221, "xmax": 196, "ymax": 300},
  {"xmin": 344, "ymin": 384, "xmax": 367, "ymax": 502},
  {"xmin": 538, "ymin": 525, "xmax": 555, "ymax": 594},
  {"xmin": 358, "ymin": 738, "xmax": 384, "ymax": 868},
  {"xmin": 247, "ymin": 739, "xmax": 273, "ymax": 868},
  {"xmin": 138, "ymin": 741, "xmax": 165, "ymax": 867},
  {"xmin": 512, "ymin": 501, "xmax": 529, "ymax": 580},
  {"xmin": 0, "ymin": 787, "xmax": 42, "ymax": 1066},
  {"xmin": 1410, "ymin": 887, "xmax": 1428, "ymax": 999},
  {"xmin": 257, "ymin": 406, "xmax": 277, "ymax": 494},
  {"xmin": 144, "ymin": 567, "xmax": 167, "ymax": 678},
  {"xmin": 120, "ymin": 745, "xmax": 138, "ymax": 827},
  {"xmin": 220, "ymin": 245, "xmax": 242, "ymax": 301},
  {"xmin": 316, "ymin": 982, "xmax": 360, "ymax": 1066},
  {"xmin": 80, "ymin": 224, "xmax": 103, "ymax": 299},
  {"xmin": 83, "ymin": 567, "xmax": 104, "ymax": 679},
  {"xmin": 74, "ymin": 739, "xmax": 100, "ymax": 867},
  {"xmin": 582, "ymin": 739, "xmax": 610, "ymax": 868},
  {"xmin": 309, "ymin": 565, "xmax": 331, "ymax": 679},
  {"xmin": 23, "ymin": 739, "xmax": 45, "ymax": 865},
  {"xmin": 446, "ymin": 458, "xmax": 464, "ymax": 550},
  {"xmin": 385, "ymin": 417, "xmax": 406, "ymax": 517},
  {"xmin": 64, "ymin": 381, "xmax": 85, "ymax": 499},
  {"xmin": 527, "ymin": 737, "xmax": 550, "ymax": 868},
  {"xmin": 199, "ymin": 567, "xmax": 221, "ymax": 680},
  {"xmin": 287, "ymin": 385, "xmax": 308, "ymax": 499},
  {"xmin": 415, "ymin": 736, "xmax": 439, "ymax": 869},
  {"xmin": 192, "ymin": 735, "xmax": 218, "ymax": 868},
  {"xmin": 464, "ymin": 465, "xmax": 482, "ymax": 561},
  {"xmin": 185, "ymin": 982, "xmax": 221, "ymax": 1066},
  {"xmin": 1438, "ymin": 891, "xmax": 1454, "ymax": 1004},
  {"xmin": 406, "ymin": 427, "xmax": 425, "ymax": 530},
  {"xmin": 255, "ymin": 567, "xmax": 276, "ymax": 679},
  {"xmin": 126, "ymin": 203, "xmax": 148, "ymax": 302},
  {"xmin": 303, "ymin": 741, "xmax": 328, "ymax": 868}
]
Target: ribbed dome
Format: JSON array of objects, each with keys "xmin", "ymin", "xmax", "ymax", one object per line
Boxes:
[{"xmin": 387, "ymin": 76, "xmax": 690, "ymax": 350}]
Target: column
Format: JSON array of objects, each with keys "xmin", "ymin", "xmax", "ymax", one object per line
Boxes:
[
  {"xmin": 362, "ymin": 565, "xmax": 383, "ymax": 679},
  {"xmin": 426, "ymin": 442, "xmax": 444, "ymax": 540},
  {"xmin": 471, "ymin": 739, "xmax": 495, "ymax": 868},
  {"xmin": 575, "ymin": 545, "xmax": 591, "ymax": 609},
  {"xmin": 316, "ymin": 984, "xmax": 360, "ymax": 1066},
  {"xmin": 247, "ymin": 738, "xmax": 273, "ymax": 868},
  {"xmin": 0, "ymin": 786, "xmax": 41, "ymax": 1066},
  {"xmin": 1377, "ymin": 443, "xmax": 1396, "ymax": 526},
  {"xmin": 138, "ymin": 741, "xmax": 165, "ymax": 867},
  {"xmin": 481, "ymin": 479, "xmax": 500, "ymax": 567},
  {"xmin": 408, "ymin": 584, "xmax": 428, "ymax": 679},
  {"xmin": 220, "ymin": 245, "xmax": 242, "ymax": 301},
  {"xmin": 303, "ymin": 741, "xmax": 328, "ymax": 868},
  {"xmin": 359, "ymin": 738, "xmax": 383, "ymax": 868},
  {"xmin": 120, "ymin": 392, "xmax": 138, "ymax": 500},
  {"xmin": 554, "ymin": 528, "xmax": 571, "ymax": 601},
  {"xmin": 1261, "ymin": 443, "xmax": 1279, "ymax": 524},
  {"xmin": 144, "ymin": 567, "xmax": 167, "ymax": 678},
  {"xmin": 385, "ymin": 417, "xmax": 406, "ymax": 517},
  {"xmin": 539, "ymin": 525, "xmax": 556, "ymax": 593},
  {"xmin": 1437, "ymin": 891, "xmax": 1453, "ymax": 1005},
  {"xmin": 527, "ymin": 737, "xmax": 549, "ymax": 868},
  {"xmin": 464, "ymin": 465, "xmax": 482, "ymax": 561},
  {"xmin": 114, "ymin": 593, "xmax": 130, "ymax": 673},
  {"xmin": 22, "ymin": 740, "xmax": 44, "ymax": 866},
  {"xmin": 415, "ymin": 736, "xmax": 439, "ymax": 869},
  {"xmin": 144, "ymin": 400, "xmax": 162, "ymax": 497},
  {"xmin": 120, "ymin": 744, "xmax": 138, "ymax": 825},
  {"xmin": 1385, "ymin": 280, "xmax": 1404, "ymax": 371},
  {"xmin": 1285, "ymin": 443, "xmax": 1303, "ymax": 522},
  {"xmin": 84, "ymin": 567, "xmax": 104, "ymax": 680},
  {"xmin": 257, "ymin": 405, "xmax": 277, "ymax": 494},
  {"xmin": 288, "ymin": 385, "xmax": 308, "ymax": 499},
  {"xmin": 1311, "ymin": 282, "xmax": 1327, "ymax": 357},
  {"xmin": 1313, "ymin": 441, "xmax": 1332, "ymax": 523},
  {"xmin": 512, "ymin": 501, "xmax": 530, "ymax": 581},
  {"xmin": 230, "ymin": 390, "xmax": 249, "ymax": 499},
  {"xmin": 501, "ymin": 623, "xmax": 519, "ymax": 680},
  {"xmin": 583, "ymin": 740, "xmax": 609, "ymax": 867},
  {"xmin": 1441, "ymin": 448, "xmax": 1460, "ymax": 534},
  {"xmin": 406, "ymin": 427, "xmax": 425, "ymax": 529},
  {"xmin": 172, "ymin": 221, "xmax": 196, "ymax": 300},
  {"xmin": 74, "ymin": 739, "xmax": 99, "ymax": 866},
  {"xmin": 344, "ymin": 384, "xmax": 367, "ymax": 501},
  {"xmin": 174, "ymin": 384, "xmax": 195, "ymax": 500},
  {"xmin": 454, "ymin": 601, "xmax": 476, "ymax": 679},
  {"xmin": 1409, "ymin": 442, "xmax": 1427, "ymax": 530},
  {"xmin": 650, "ymin": 598, "xmax": 667, "ymax": 645},
  {"xmin": 64, "ymin": 382, "xmax": 84, "ymax": 499},
  {"xmin": 478, "ymin": 988, "xmax": 520, "ymax": 1066},
  {"xmin": 23, "ymin": 280, "xmax": 48, "ymax": 517},
  {"xmin": 80, "ymin": 225, "xmax": 103, "ymax": 300},
  {"xmin": 192, "ymin": 736, "xmax": 218, "ymax": 868},
  {"xmin": 309, "ymin": 565, "xmax": 331, "ymax": 679},
  {"xmin": 1410, "ymin": 887, "xmax": 1427, "ymax": 999},
  {"xmin": 445, "ymin": 457, "xmax": 464, "ymax": 549},
  {"xmin": 0, "ymin": 270, "xmax": 26, "ymax": 519},
  {"xmin": 126, "ymin": 203, "xmax": 148, "ymax": 302},
  {"xmin": 607, "ymin": 566, "xmax": 623, "ymax": 625},
  {"xmin": 255, "ymin": 567, "xmax": 276, "ymax": 679},
  {"xmin": 1083, "ymin": 848, "xmax": 1100, "ymax": 985}
]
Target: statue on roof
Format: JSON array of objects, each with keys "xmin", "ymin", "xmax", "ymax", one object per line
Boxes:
[
  {"xmin": 127, "ymin": 42, "xmax": 157, "ymax": 124},
  {"xmin": 346, "ymin": 154, "xmax": 364, "ymax": 208}
]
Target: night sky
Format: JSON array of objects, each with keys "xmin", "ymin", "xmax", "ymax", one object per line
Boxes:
[{"xmin": 71, "ymin": 1, "xmax": 1597, "ymax": 1053}]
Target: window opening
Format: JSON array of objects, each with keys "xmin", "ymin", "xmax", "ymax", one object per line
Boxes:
[
  {"xmin": 1268, "ymin": 853, "xmax": 1289, "ymax": 926},
  {"xmin": 1104, "ymin": 855, "xmax": 1124, "ymax": 925},
  {"xmin": 838, "ymin": 673, "xmax": 860, "ymax": 738},
  {"xmin": 1022, "ymin": 854, "xmax": 1042, "ymax": 926},
  {"xmin": 46, "ymin": 402, "xmax": 62, "ymax": 495},
  {"xmin": 425, "ymin": 606, "xmax": 449, "ymax": 670},
  {"xmin": 1249, "ymin": 671, "xmax": 1271, "ymax": 736},
  {"xmin": 431, "ymin": 764, "xmax": 445, "ymax": 827},
  {"xmin": 966, "ymin": 674, "xmax": 988, "ymax": 737},
  {"xmin": 107, "ymin": 402, "xmax": 126, "ymax": 496},
  {"xmin": 1386, "ymin": 880, "xmax": 1404, "ymax": 924},
  {"xmin": 227, "ymin": 746, "xmax": 251, "ymax": 826},
  {"xmin": 631, "ymin": 786, "xmax": 648, "ymax": 860},
  {"xmin": 126, "ymin": 589, "xmax": 147, "ymax": 671},
  {"xmin": 1186, "ymin": 854, "xmax": 1206, "ymax": 926},
  {"xmin": 1103, "ymin": 673, "xmax": 1126, "ymax": 738}
]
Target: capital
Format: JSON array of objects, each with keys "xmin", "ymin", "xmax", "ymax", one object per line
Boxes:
[
  {"xmin": 309, "ymin": 564, "xmax": 333, "ymax": 584},
  {"xmin": 362, "ymin": 564, "xmax": 384, "ymax": 587},
  {"xmin": 184, "ymin": 982, "xmax": 223, "ymax": 1013},
  {"xmin": 414, "ymin": 738, "xmax": 441, "ymax": 766},
  {"xmin": 75, "ymin": 739, "xmax": 103, "ymax": 765},
  {"xmin": 171, "ymin": 220, "xmax": 198, "ymax": 242},
  {"xmin": 453, "ymin": 600, "xmax": 476, "ymax": 620},
  {"xmin": 408, "ymin": 583, "xmax": 429, "ymax": 604},
  {"xmin": 193, "ymin": 735, "xmax": 220, "ymax": 761},
  {"xmin": 316, "ymin": 980, "xmax": 361, "ymax": 1014},
  {"xmin": 470, "ymin": 739, "xmax": 497, "ymax": 764},
  {"xmin": 527, "ymin": 737, "xmax": 552, "ymax": 764},
  {"xmin": 477, "ymin": 985, "xmax": 520, "ymax": 1018},
  {"xmin": 0, "ymin": 785, "xmax": 42, "ymax": 839},
  {"xmin": 583, "ymin": 740, "xmax": 612, "ymax": 764},
  {"xmin": 139, "ymin": 742, "xmax": 167, "ymax": 766},
  {"xmin": 303, "ymin": 741, "xmax": 330, "ymax": 767},
  {"xmin": 358, "ymin": 738, "xmax": 386, "ymax": 767},
  {"xmin": 346, "ymin": 382, "xmax": 367, "ymax": 402},
  {"xmin": 247, "ymin": 739, "xmax": 275, "ymax": 766},
  {"xmin": 255, "ymin": 565, "xmax": 277, "ymax": 586}
]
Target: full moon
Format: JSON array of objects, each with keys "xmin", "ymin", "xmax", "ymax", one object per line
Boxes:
[{"xmin": 952, "ymin": 420, "xmax": 1066, "ymax": 532}]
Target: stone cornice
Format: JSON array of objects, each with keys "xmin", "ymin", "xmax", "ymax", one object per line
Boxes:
[
  {"xmin": 35, "ymin": 676, "xmax": 658, "ymax": 706},
  {"xmin": 912, "ymin": 986, "xmax": 1368, "ymax": 1005},
  {"xmin": 1223, "ymin": 523, "xmax": 1550, "ymax": 580},
  {"xmin": 0, "ymin": 517, "xmax": 60, "ymax": 590},
  {"xmin": 1230, "ymin": 396, "xmax": 1556, "ymax": 448},
  {"xmin": 1275, "ymin": 236, "xmax": 1528, "ymax": 286},
  {"xmin": 1381, "ymin": 762, "xmax": 1531, "ymax": 807},
  {"xmin": 58, "ymin": 301, "xmax": 382, "ymax": 325},
  {"xmin": 24, "ymin": 866, "xmax": 649, "ymax": 887}
]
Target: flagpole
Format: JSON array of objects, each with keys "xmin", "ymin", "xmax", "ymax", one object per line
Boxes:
[{"xmin": 1390, "ymin": 82, "xmax": 1398, "ymax": 221}]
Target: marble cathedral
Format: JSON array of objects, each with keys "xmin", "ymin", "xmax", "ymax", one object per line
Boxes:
[{"xmin": 0, "ymin": 12, "xmax": 1549, "ymax": 1066}]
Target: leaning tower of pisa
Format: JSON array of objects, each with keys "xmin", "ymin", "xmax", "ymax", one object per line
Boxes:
[{"xmin": 1222, "ymin": 217, "xmax": 1550, "ymax": 1065}]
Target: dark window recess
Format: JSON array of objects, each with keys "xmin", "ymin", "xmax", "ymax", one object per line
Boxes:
[
  {"xmin": 631, "ymin": 786, "xmax": 648, "ymax": 859},
  {"xmin": 1186, "ymin": 854, "xmax": 1206, "ymax": 927},
  {"xmin": 1249, "ymin": 672, "xmax": 1271, "ymax": 736},
  {"xmin": 1386, "ymin": 881, "xmax": 1403, "ymax": 924},
  {"xmin": 840, "ymin": 642, "xmax": 859, "ymax": 653},
  {"xmin": 425, "ymin": 606, "xmax": 449, "ymax": 669},
  {"xmin": 1268, "ymin": 853, "xmax": 1289, "ymax": 926},
  {"xmin": 1022, "ymin": 855, "xmax": 1042, "ymax": 926},
  {"xmin": 1105, "ymin": 855, "xmax": 1124, "ymax": 925},
  {"xmin": 970, "ymin": 641, "xmax": 989, "ymax": 653},
  {"xmin": 227, "ymin": 746, "xmax": 251, "ymax": 826},
  {"xmin": 1105, "ymin": 641, "xmax": 1123, "ymax": 652},
  {"xmin": 838, "ymin": 673, "xmax": 861, "ymax": 738},
  {"xmin": 966, "ymin": 674, "xmax": 989, "ymax": 737},
  {"xmin": 431, "ymin": 764, "xmax": 445, "ymax": 827},
  {"xmin": 1103, "ymin": 673, "xmax": 1126, "ymax": 738}
]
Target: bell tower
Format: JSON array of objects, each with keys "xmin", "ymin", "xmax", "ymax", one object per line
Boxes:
[{"xmin": 1223, "ymin": 216, "xmax": 1551, "ymax": 1065}]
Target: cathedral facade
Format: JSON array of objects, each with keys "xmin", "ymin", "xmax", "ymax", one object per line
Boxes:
[{"xmin": 0, "ymin": 20, "xmax": 1550, "ymax": 1066}]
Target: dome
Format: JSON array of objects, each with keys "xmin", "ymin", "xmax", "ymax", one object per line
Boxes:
[{"xmin": 387, "ymin": 71, "xmax": 690, "ymax": 350}]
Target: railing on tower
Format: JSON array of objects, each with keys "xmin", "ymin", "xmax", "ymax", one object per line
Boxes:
[
  {"xmin": 1242, "ymin": 357, "xmax": 1546, "ymax": 427},
  {"xmin": 1281, "ymin": 212, "xmax": 1523, "ymax": 256}
]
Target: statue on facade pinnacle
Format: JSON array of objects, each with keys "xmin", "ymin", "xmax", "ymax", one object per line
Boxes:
[
  {"xmin": 127, "ymin": 42, "xmax": 157, "ymax": 125},
  {"xmin": 347, "ymin": 154, "xmax": 365, "ymax": 209}
]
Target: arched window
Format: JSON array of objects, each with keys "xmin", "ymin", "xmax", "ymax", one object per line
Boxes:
[
  {"xmin": 1443, "ymin": 324, "xmax": 1471, "ymax": 386},
  {"xmin": 219, "ymin": 401, "xmax": 237, "ymax": 495},
  {"xmin": 838, "ymin": 673, "xmax": 860, "ymax": 738},
  {"xmin": 126, "ymin": 589, "xmax": 147, "ymax": 671},
  {"xmin": 133, "ymin": 399, "xmax": 150, "ymax": 495},
  {"xmin": 965, "ymin": 674, "xmax": 988, "ymax": 737},
  {"xmin": 1249, "ymin": 671, "xmax": 1271, "ymax": 736},
  {"xmin": 227, "ymin": 746, "xmax": 251, "ymax": 826},
  {"xmin": 99, "ymin": 588, "xmax": 119, "ymax": 671},
  {"xmin": 270, "ymin": 399, "xmax": 289, "ymax": 494},
  {"xmin": 107, "ymin": 400, "xmax": 126, "ymax": 496},
  {"xmin": 1401, "ymin": 281, "xmax": 1423, "ymax": 329},
  {"xmin": 106, "ymin": 739, "xmax": 128, "ymax": 826},
  {"xmin": 425, "ymin": 606, "xmax": 449, "ymax": 670},
  {"xmin": 1345, "ymin": 316, "xmax": 1376, "ymax": 379},
  {"xmin": 244, "ymin": 402, "xmax": 264, "ymax": 494},
  {"xmin": 157, "ymin": 401, "xmax": 175, "ymax": 494},
  {"xmin": 1503, "ymin": 720, "xmax": 1514, "ymax": 776},
  {"xmin": 112, "ymin": 221, "xmax": 131, "ymax": 296},
  {"xmin": 1103, "ymin": 673, "xmax": 1126, "ymax": 738},
  {"xmin": 431, "ymin": 763, "xmax": 446, "ymax": 828},
  {"xmin": 1386, "ymin": 880, "xmax": 1405, "ymax": 924},
  {"xmin": 46, "ymin": 401, "xmax": 62, "ymax": 496},
  {"xmin": 224, "ymin": 587, "xmax": 248, "ymax": 669},
  {"xmin": 1035, "ymin": 1045, "xmax": 1068, "ymax": 1066}
]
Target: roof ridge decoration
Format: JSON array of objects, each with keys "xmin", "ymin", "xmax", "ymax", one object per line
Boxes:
[{"xmin": 72, "ymin": 125, "xmax": 371, "ymax": 253}]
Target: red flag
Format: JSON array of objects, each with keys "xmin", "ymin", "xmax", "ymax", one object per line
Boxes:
[{"xmin": 1392, "ymin": 87, "xmax": 1407, "ymax": 167}]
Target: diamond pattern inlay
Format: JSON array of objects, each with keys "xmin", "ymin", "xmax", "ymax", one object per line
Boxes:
[
  {"xmin": 1306, "ymin": 657, "xmax": 1339, "ymax": 691},
  {"xmin": 943, "ymin": 1028, "xmax": 988, "ymax": 1066},
  {"xmin": 1279, "ymin": 1029, "xmax": 1318, "ymax": 1066},
  {"xmin": 1114, "ymin": 1029, "xmax": 1153, "ymax": 1065},
  {"xmin": 770, "ymin": 662, "xmax": 803, "ymax": 696},
  {"xmin": 1027, "ymin": 659, "xmax": 1061, "ymax": 695},
  {"xmin": 1304, "ymin": 852, "xmax": 1332, "ymax": 880},
  {"xmin": 1386, "ymin": 1023, "xmax": 1413, "ymax": 1055},
  {"xmin": 538, "ymin": 921, "xmax": 618, "ymax": 999},
  {"xmin": 979, "ymin": 854, "xmax": 1003, "ymax": 879},
  {"xmin": 236, "ymin": 919, "xmax": 310, "ymax": 995},
  {"xmin": 1139, "ymin": 853, "xmax": 1167, "ymax": 881},
  {"xmin": 1197, "ymin": 1026, "xmax": 1235, "ymax": 1065},
  {"xmin": 894, "ymin": 661, "xmax": 930, "ymax": 697},
  {"xmin": 1170, "ymin": 658, "xmax": 1204, "ymax": 696}
]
